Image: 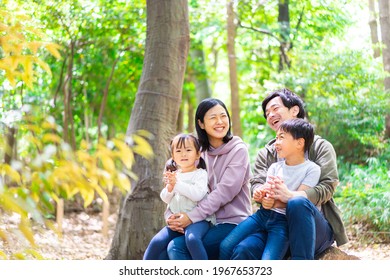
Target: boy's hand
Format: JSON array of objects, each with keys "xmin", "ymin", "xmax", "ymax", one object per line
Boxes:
[
  {"xmin": 261, "ymin": 196, "xmax": 275, "ymax": 209},
  {"xmin": 253, "ymin": 188, "xmax": 265, "ymax": 202}
]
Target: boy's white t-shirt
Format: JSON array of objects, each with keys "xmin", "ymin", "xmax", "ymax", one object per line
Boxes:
[{"xmin": 267, "ymin": 160, "xmax": 321, "ymax": 215}]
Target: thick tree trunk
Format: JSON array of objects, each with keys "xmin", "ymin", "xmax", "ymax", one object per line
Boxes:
[
  {"xmin": 226, "ymin": 0, "xmax": 242, "ymax": 138},
  {"xmin": 368, "ymin": 0, "xmax": 380, "ymax": 58},
  {"xmin": 378, "ymin": 0, "xmax": 390, "ymax": 138},
  {"xmin": 106, "ymin": 0, "xmax": 189, "ymax": 260}
]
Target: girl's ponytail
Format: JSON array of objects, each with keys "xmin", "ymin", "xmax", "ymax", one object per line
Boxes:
[{"xmin": 197, "ymin": 157, "xmax": 206, "ymax": 170}]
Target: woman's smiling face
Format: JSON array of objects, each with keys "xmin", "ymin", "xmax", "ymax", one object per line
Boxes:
[{"xmin": 198, "ymin": 104, "xmax": 230, "ymax": 148}]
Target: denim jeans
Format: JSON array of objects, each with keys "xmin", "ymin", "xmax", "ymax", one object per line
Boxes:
[
  {"xmin": 167, "ymin": 223, "xmax": 236, "ymax": 260},
  {"xmin": 143, "ymin": 220, "xmax": 210, "ymax": 260},
  {"xmin": 231, "ymin": 197, "xmax": 335, "ymax": 260},
  {"xmin": 220, "ymin": 207, "xmax": 288, "ymax": 260}
]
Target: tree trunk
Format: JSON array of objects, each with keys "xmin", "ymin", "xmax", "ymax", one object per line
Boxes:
[
  {"xmin": 278, "ymin": 0, "xmax": 291, "ymax": 71},
  {"xmin": 187, "ymin": 93, "xmax": 195, "ymax": 133},
  {"xmin": 97, "ymin": 56, "xmax": 120, "ymax": 138},
  {"xmin": 191, "ymin": 38, "xmax": 212, "ymax": 103},
  {"xmin": 368, "ymin": 0, "xmax": 380, "ymax": 58},
  {"xmin": 4, "ymin": 126, "xmax": 17, "ymax": 165},
  {"xmin": 63, "ymin": 41, "xmax": 76, "ymax": 150},
  {"xmin": 226, "ymin": 0, "xmax": 242, "ymax": 138},
  {"xmin": 106, "ymin": 0, "xmax": 189, "ymax": 260},
  {"xmin": 378, "ymin": 0, "xmax": 390, "ymax": 138}
]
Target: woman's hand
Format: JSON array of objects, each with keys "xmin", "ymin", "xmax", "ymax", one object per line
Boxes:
[{"xmin": 166, "ymin": 213, "xmax": 192, "ymax": 234}]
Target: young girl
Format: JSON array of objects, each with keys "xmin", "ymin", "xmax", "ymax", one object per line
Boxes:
[{"xmin": 143, "ymin": 133, "xmax": 213, "ymax": 260}]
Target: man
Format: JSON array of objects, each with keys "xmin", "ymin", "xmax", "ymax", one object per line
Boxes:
[{"xmin": 232, "ymin": 88, "xmax": 348, "ymax": 260}]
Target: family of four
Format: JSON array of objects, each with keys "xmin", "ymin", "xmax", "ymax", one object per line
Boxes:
[{"xmin": 143, "ymin": 88, "xmax": 349, "ymax": 260}]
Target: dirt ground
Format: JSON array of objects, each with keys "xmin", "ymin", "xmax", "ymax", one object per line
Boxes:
[{"xmin": 1, "ymin": 211, "xmax": 389, "ymax": 260}]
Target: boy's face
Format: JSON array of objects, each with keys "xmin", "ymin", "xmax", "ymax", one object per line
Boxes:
[
  {"xmin": 275, "ymin": 130, "xmax": 304, "ymax": 159},
  {"xmin": 265, "ymin": 97, "xmax": 299, "ymax": 131}
]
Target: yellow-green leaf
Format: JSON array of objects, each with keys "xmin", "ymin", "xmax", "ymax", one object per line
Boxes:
[
  {"xmin": 100, "ymin": 154, "xmax": 115, "ymax": 173},
  {"xmin": 44, "ymin": 43, "xmax": 62, "ymax": 59},
  {"xmin": 42, "ymin": 133, "xmax": 61, "ymax": 143},
  {"xmin": 19, "ymin": 221, "xmax": 36, "ymax": 247},
  {"xmin": 132, "ymin": 134, "xmax": 154, "ymax": 160},
  {"xmin": 0, "ymin": 250, "xmax": 8, "ymax": 260},
  {"xmin": 112, "ymin": 138, "xmax": 134, "ymax": 169},
  {"xmin": 0, "ymin": 163, "xmax": 21, "ymax": 184}
]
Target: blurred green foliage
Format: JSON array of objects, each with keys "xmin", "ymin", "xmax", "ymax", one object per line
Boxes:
[
  {"xmin": 336, "ymin": 157, "xmax": 390, "ymax": 234},
  {"xmin": 1, "ymin": 0, "xmax": 389, "ymax": 255}
]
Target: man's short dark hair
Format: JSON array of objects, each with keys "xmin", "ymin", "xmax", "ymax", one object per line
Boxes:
[{"xmin": 262, "ymin": 88, "xmax": 306, "ymax": 119}]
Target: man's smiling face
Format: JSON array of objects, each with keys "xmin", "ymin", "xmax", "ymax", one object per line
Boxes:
[{"xmin": 265, "ymin": 96, "xmax": 299, "ymax": 131}]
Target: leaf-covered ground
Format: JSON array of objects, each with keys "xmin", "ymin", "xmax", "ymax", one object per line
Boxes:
[{"xmin": 1, "ymin": 211, "xmax": 389, "ymax": 260}]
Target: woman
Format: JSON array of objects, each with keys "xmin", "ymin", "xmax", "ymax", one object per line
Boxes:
[{"xmin": 165, "ymin": 98, "xmax": 252, "ymax": 259}]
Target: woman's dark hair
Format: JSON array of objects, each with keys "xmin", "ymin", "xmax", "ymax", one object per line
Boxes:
[
  {"xmin": 278, "ymin": 119, "xmax": 315, "ymax": 153},
  {"xmin": 261, "ymin": 88, "xmax": 306, "ymax": 119},
  {"xmin": 166, "ymin": 133, "xmax": 206, "ymax": 170},
  {"xmin": 195, "ymin": 98, "xmax": 233, "ymax": 151}
]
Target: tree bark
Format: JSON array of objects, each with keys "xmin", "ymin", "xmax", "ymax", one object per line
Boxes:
[
  {"xmin": 106, "ymin": 0, "xmax": 189, "ymax": 260},
  {"xmin": 191, "ymin": 38, "xmax": 212, "ymax": 104},
  {"xmin": 63, "ymin": 41, "xmax": 76, "ymax": 149},
  {"xmin": 378, "ymin": 0, "xmax": 390, "ymax": 138},
  {"xmin": 226, "ymin": 0, "xmax": 242, "ymax": 138},
  {"xmin": 278, "ymin": 0, "xmax": 291, "ymax": 71},
  {"xmin": 368, "ymin": 0, "xmax": 380, "ymax": 58},
  {"xmin": 97, "ymin": 56, "xmax": 121, "ymax": 138}
]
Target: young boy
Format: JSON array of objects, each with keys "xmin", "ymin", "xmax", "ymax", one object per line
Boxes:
[{"xmin": 219, "ymin": 118, "xmax": 321, "ymax": 260}]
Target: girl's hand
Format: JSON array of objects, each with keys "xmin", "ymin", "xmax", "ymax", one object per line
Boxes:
[{"xmin": 163, "ymin": 171, "xmax": 177, "ymax": 187}]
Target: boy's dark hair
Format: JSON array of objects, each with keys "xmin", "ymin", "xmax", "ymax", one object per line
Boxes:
[
  {"xmin": 195, "ymin": 98, "xmax": 233, "ymax": 151},
  {"xmin": 166, "ymin": 133, "xmax": 206, "ymax": 171},
  {"xmin": 261, "ymin": 88, "xmax": 306, "ymax": 119},
  {"xmin": 278, "ymin": 119, "xmax": 315, "ymax": 153}
]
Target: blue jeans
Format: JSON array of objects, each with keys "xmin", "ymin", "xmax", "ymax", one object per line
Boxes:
[
  {"xmin": 143, "ymin": 220, "xmax": 210, "ymax": 260},
  {"xmin": 220, "ymin": 208, "xmax": 288, "ymax": 260},
  {"xmin": 232, "ymin": 197, "xmax": 335, "ymax": 260},
  {"xmin": 167, "ymin": 223, "xmax": 236, "ymax": 260}
]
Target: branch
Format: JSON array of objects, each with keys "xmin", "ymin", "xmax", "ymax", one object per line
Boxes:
[{"xmin": 237, "ymin": 18, "xmax": 281, "ymax": 44}]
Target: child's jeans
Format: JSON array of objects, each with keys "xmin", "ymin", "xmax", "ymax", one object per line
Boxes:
[
  {"xmin": 219, "ymin": 207, "xmax": 289, "ymax": 260},
  {"xmin": 143, "ymin": 220, "xmax": 210, "ymax": 260}
]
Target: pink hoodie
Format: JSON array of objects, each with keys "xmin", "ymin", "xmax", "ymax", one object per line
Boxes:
[{"xmin": 187, "ymin": 136, "xmax": 252, "ymax": 224}]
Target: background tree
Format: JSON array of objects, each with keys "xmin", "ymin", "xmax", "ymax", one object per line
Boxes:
[
  {"xmin": 368, "ymin": 0, "xmax": 380, "ymax": 58},
  {"xmin": 106, "ymin": 0, "xmax": 190, "ymax": 260},
  {"xmin": 378, "ymin": 0, "xmax": 390, "ymax": 138},
  {"xmin": 226, "ymin": 0, "xmax": 242, "ymax": 137}
]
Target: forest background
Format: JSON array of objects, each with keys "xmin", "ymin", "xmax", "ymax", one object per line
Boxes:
[{"xmin": 0, "ymin": 0, "xmax": 389, "ymax": 260}]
